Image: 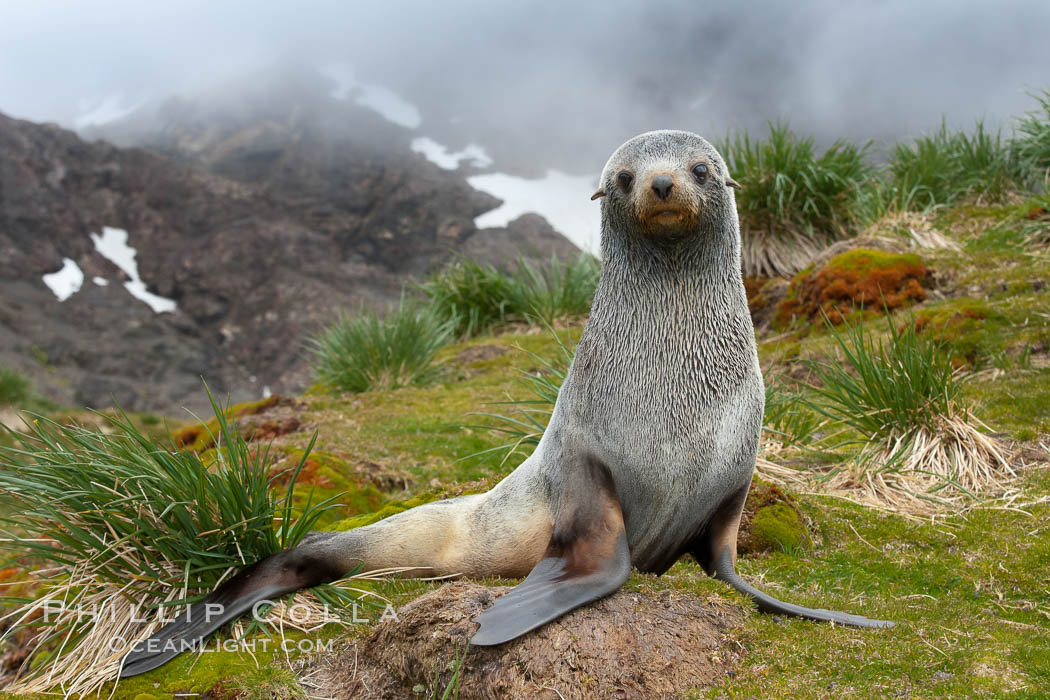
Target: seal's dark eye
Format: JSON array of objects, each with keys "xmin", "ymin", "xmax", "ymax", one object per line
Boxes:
[
  {"xmin": 691, "ymin": 163, "xmax": 708, "ymax": 183},
  {"xmin": 617, "ymin": 171, "xmax": 634, "ymax": 190}
]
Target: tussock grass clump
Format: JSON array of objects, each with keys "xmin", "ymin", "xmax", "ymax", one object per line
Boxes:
[
  {"xmin": 0, "ymin": 392, "xmax": 357, "ymax": 695},
  {"xmin": 765, "ymin": 315, "xmax": 1016, "ymax": 516},
  {"xmin": 518, "ymin": 254, "xmax": 601, "ymax": 329},
  {"xmin": 889, "ymin": 120, "xmax": 1016, "ymax": 209},
  {"xmin": 308, "ymin": 298, "xmax": 454, "ymax": 393},
  {"xmin": 720, "ymin": 122, "xmax": 872, "ymax": 277},
  {"xmin": 1013, "ymin": 88, "xmax": 1050, "ymax": 187},
  {"xmin": 762, "ymin": 373, "xmax": 824, "ymax": 449},
  {"xmin": 418, "ymin": 255, "xmax": 599, "ymax": 338},
  {"xmin": 417, "ymin": 258, "xmax": 517, "ymax": 338}
]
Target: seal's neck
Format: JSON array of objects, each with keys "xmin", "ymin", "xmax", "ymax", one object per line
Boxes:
[
  {"xmin": 591, "ymin": 216, "xmax": 748, "ymax": 335},
  {"xmin": 567, "ymin": 216, "xmax": 758, "ymax": 415}
]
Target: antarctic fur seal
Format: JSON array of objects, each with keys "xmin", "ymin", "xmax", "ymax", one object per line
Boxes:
[{"xmin": 120, "ymin": 130, "xmax": 892, "ymax": 678}]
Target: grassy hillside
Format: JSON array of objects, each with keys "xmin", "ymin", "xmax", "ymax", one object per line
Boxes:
[{"xmin": 2, "ymin": 113, "xmax": 1050, "ymax": 697}]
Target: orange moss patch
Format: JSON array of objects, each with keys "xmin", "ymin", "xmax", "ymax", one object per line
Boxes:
[
  {"xmin": 172, "ymin": 425, "xmax": 203, "ymax": 449},
  {"xmin": 775, "ymin": 248, "xmax": 930, "ymax": 327},
  {"xmin": 269, "ymin": 456, "xmax": 336, "ymax": 488}
]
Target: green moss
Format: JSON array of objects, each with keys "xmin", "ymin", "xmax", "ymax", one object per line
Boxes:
[
  {"xmin": 966, "ymin": 223, "xmax": 1031, "ymax": 252},
  {"xmin": 138, "ymin": 412, "xmax": 161, "ymax": 426},
  {"xmin": 823, "ymin": 248, "xmax": 924, "ymax": 275},
  {"xmin": 101, "ymin": 646, "xmax": 265, "ymax": 697},
  {"xmin": 750, "ymin": 503, "xmax": 809, "ymax": 553},
  {"xmin": 960, "ymin": 368, "xmax": 1050, "ymax": 436},
  {"xmin": 326, "ymin": 495, "xmax": 435, "ymax": 531},
  {"xmin": 915, "ymin": 294, "xmax": 1050, "ymax": 370},
  {"xmin": 1016, "ymin": 427, "xmax": 1038, "ymax": 442},
  {"xmin": 914, "ymin": 298, "xmax": 1004, "ymax": 363},
  {"xmin": 0, "ymin": 366, "xmax": 31, "ymax": 406},
  {"xmin": 232, "ymin": 666, "xmax": 306, "ymax": 700},
  {"xmin": 936, "ymin": 203, "xmax": 1011, "ymax": 228},
  {"xmin": 29, "ymin": 345, "xmax": 49, "ymax": 367}
]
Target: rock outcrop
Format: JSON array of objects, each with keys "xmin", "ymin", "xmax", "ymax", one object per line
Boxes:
[{"xmin": 0, "ymin": 84, "xmax": 577, "ymax": 412}]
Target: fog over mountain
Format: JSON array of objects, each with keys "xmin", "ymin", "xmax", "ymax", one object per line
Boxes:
[
  {"xmin": 3, "ymin": 0, "xmax": 1049, "ymax": 178},
  {"xmin": 1, "ymin": 1, "xmax": 1049, "ymax": 411}
]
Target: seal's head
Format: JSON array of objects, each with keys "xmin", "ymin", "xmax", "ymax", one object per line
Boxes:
[{"xmin": 591, "ymin": 130, "xmax": 740, "ymax": 239}]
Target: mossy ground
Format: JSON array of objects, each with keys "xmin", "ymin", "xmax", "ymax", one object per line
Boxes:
[
  {"xmin": 3, "ymin": 197, "xmax": 1050, "ymax": 698},
  {"xmin": 774, "ymin": 248, "xmax": 930, "ymax": 328}
]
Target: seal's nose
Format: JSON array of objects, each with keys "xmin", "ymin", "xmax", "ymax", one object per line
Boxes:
[{"xmin": 651, "ymin": 174, "xmax": 673, "ymax": 200}]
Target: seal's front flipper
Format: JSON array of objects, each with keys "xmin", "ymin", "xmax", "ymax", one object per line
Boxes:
[
  {"xmin": 119, "ymin": 542, "xmax": 343, "ymax": 678},
  {"xmin": 471, "ymin": 455, "xmax": 630, "ymax": 646}
]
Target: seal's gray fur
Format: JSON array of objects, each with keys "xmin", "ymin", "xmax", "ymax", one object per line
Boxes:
[
  {"xmin": 310, "ymin": 130, "xmax": 761, "ymax": 578},
  {"xmin": 120, "ymin": 131, "xmax": 889, "ymax": 678}
]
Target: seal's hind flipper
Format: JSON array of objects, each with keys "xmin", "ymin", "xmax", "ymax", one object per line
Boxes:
[
  {"xmin": 693, "ymin": 487, "xmax": 893, "ymax": 629},
  {"xmin": 120, "ymin": 543, "xmax": 343, "ymax": 678},
  {"xmin": 713, "ymin": 546, "xmax": 894, "ymax": 628},
  {"xmin": 471, "ymin": 455, "xmax": 630, "ymax": 646}
]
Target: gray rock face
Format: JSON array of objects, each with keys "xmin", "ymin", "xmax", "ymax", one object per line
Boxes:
[{"xmin": 0, "ymin": 94, "xmax": 577, "ymax": 413}]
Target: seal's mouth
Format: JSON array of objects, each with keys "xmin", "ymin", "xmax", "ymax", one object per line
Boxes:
[{"xmin": 641, "ymin": 204, "xmax": 693, "ymax": 228}]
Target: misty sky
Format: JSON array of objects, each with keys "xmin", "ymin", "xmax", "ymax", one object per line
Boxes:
[{"xmin": 2, "ymin": 0, "xmax": 1049, "ymax": 177}]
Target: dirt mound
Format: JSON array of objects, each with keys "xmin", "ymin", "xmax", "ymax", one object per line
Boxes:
[{"xmin": 311, "ymin": 582, "xmax": 744, "ymax": 699}]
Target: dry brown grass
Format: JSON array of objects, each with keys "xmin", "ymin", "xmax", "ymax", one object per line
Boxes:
[
  {"xmin": 3, "ymin": 567, "xmax": 410, "ymax": 696},
  {"xmin": 755, "ymin": 419, "xmax": 1038, "ymax": 519}
]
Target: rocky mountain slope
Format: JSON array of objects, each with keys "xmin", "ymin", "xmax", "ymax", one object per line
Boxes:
[{"xmin": 0, "ymin": 83, "xmax": 577, "ymax": 413}]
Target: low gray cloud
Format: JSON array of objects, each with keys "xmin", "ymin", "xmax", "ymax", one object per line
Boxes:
[{"xmin": 2, "ymin": 0, "xmax": 1048, "ymax": 174}]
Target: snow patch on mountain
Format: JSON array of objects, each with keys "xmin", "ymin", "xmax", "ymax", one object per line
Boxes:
[
  {"xmin": 42, "ymin": 258, "xmax": 84, "ymax": 301},
  {"xmin": 91, "ymin": 227, "xmax": 177, "ymax": 313},
  {"xmin": 74, "ymin": 94, "xmax": 143, "ymax": 129},
  {"xmin": 411, "ymin": 137, "xmax": 492, "ymax": 169},
  {"xmin": 467, "ymin": 170, "xmax": 601, "ymax": 255},
  {"xmin": 321, "ymin": 63, "xmax": 421, "ymax": 129}
]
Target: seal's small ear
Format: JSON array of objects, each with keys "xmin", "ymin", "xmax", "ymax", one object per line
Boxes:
[
  {"xmin": 726, "ymin": 177, "xmax": 742, "ymax": 190},
  {"xmin": 590, "ymin": 189, "xmax": 606, "ymax": 201}
]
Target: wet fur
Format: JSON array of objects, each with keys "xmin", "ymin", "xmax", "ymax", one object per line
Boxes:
[
  {"xmin": 313, "ymin": 131, "xmax": 762, "ymax": 578},
  {"xmin": 121, "ymin": 131, "xmax": 888, "ymax": 676}
]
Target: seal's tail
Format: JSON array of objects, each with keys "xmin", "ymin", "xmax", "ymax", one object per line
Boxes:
[{"xmin": 713, "ymin": 546, "xmax": 894, "ymax": 628}]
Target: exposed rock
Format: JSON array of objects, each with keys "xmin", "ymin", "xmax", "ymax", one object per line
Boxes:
[
  {"xmin": 310, "ymin": 582, "xmax": 744, "ymax": 699},
  {"xmin": 0, "ymin": 86, "xmax": 577, "ymax": 413},
  {"xmin": 463, "ymin": 213, "xmax": 579, "ymax": 267}
]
